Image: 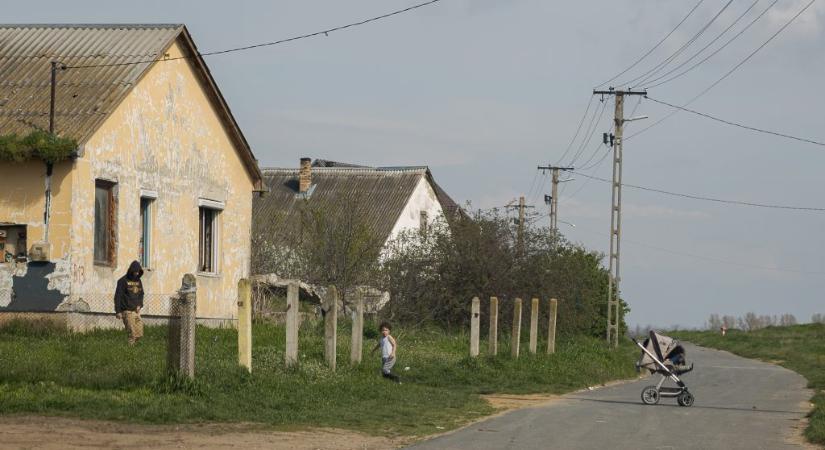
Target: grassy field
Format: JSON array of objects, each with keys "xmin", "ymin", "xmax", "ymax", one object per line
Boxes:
[
  {"xmin": 0, "ymin": 318, "xmax": 637, "ymax": 436},
  {"xmin": 675, "ymin": 324, "xmax": 825, "ymax": 445}
]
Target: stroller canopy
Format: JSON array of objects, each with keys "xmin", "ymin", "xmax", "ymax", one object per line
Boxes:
[{"xmin": 637, "ymin": 330, "xmax": 685, "ymax": 372}]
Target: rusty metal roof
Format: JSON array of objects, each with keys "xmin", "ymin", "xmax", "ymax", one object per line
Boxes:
[
  {"xmin": 0, "ymin": 24, "xmax": 263, "ymax": 188},
  {"xmin": 0, "ymin": 24, "xmax": 182, "ymax": 140}
]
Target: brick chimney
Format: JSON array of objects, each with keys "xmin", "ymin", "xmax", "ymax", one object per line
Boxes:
[{"xmin": 299, "ymin": 157, "xmax": 312, "ymax": 193}]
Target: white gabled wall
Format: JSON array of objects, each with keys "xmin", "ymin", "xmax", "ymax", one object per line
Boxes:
[{"xmin": 385, "ymin": 175, "xmax": 444, "ymax": 245}]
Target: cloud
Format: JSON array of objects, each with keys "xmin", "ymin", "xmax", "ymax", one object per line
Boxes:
[{"xmin": 764, "ymin": 0, "xmax": 825, "ymax": 38}]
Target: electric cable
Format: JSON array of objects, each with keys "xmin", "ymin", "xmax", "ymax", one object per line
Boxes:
[
  {"xmin": 640, "ymin": 0, "xmax": 762, "ymax": 88},
  {"xmin": 645, "ymin": 96, "xmax": 825, "ymax": 147},
  {"xmin": 646, "ymin": 0, "xmax": 779, "ymax": 89},
  {"xmin": 627, "ymin": 0, "xmax": 816, "ymax": 141},
  {"xmin": 61, "ymin": 0, "xmax": 443, "ymax": 70},
  {"xmin": 593, "ymin": 0, "xmax": 705, "ymax": 89},
  {"xmin": 624, "ymin": 0, "xmax": 734, "ymax": 88},
  {"xmin": 571, "ymin": 171, "xmax": 825, "ymax": 212}
]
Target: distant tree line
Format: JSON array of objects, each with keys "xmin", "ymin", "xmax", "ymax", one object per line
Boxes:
[{"xmin": 705, "ymin": 312, "xmax": 825, "ymax": 331}]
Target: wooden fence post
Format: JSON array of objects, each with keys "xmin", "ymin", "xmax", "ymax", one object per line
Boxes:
[
  {"xmin": 529, "ymin": 297, "xmax": 539, "ymax": 354},
  {"xmin": 351, "ymin": 288, "xmax": 364, "ymax": 365},
  {"xmin": 489, "ymin": 296, "xmax": 498, "ymax": 356},
  {"xmin": 547, "ymin": 298, "xmax": 558, "ymax": 354},
  {"xmin": 238, "ymin": 278, "xmax": 252, "ymax": 372},
  {"xmin": 325, "ymin": 285, "xmax": 338, "ymax": 371},
  {"xmin": 285, "ymin": 281, "xmax": 299, "ymax": 367},
  {"xmin": 511, "ymin": 298, "xmax": 522, "ymax": 358},
  {"xmin": 470, "ymin": 297, "xmax": 480, "ymax": 357}
]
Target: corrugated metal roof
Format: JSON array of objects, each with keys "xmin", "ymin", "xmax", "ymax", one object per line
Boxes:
[
  {"xmin": 254, "ymin": 166, "xmax": 427, "ymax": 249},
  {"xmin": 0, "ymin": 24, "xmax": 263, "ymax": 188},
  {"xmin": 0, "ymin": 24, "xmax": 182, "ymax": 141}
]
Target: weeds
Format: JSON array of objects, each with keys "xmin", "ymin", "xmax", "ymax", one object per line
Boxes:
[{"xmin": 0, "ymin": 321, "xmax": 637, "ymax": 435}]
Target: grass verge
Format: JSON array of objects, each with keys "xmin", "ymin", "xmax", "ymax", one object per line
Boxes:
[
  {"xmin": 0, "ymin": 318, "xmax": 637, "ymax": 436},
  {"xmin": 675, "ymin": 324, "xmax": 825, "ymax": 445}
]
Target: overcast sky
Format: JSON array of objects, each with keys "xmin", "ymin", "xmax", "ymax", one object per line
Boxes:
[{"xmin": 7, "ymin": 0, "xmax": 824, "ymax": 328}]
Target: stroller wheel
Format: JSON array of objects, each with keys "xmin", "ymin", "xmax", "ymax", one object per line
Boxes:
[
  {"xmin": 641, "ymin": 386, "xmax": 660, "ymax": 405},
  {"xmin": 677, "ymin": 391, "xmax": 694, "ymax": 407}
]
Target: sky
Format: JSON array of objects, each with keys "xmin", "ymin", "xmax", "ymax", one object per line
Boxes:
[{"xmin": 6, "ymin": 0, "xmax": 824, "ymax": 328}]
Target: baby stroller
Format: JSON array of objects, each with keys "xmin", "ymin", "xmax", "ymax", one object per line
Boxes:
[{"xmin": 633, "ymin": 330, "xmax": 694, "ymax": 407}]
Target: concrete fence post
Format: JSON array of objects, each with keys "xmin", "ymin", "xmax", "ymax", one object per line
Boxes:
[
  {"xmin": 511, "ymin": 298, "xmax": 522, "ymax": 358},
  {"xmin": 529, "ymin": 297, "xmax": 539, "ymax": 354},
  {"xmin": 325, "ymin": 285, "xmax": 338, "ymax": 371},
  {"xmin": 179, "ymin": 273, "xmax": 197, "ymax": 378},
  {"xmin": 470, "ymin": 297, "xmax": 480, "ymax": 357},
  {"xmin": 489, "ymin": 296, "xmax": 498, "ymax": 356},
  {"xmin": 350, "ymin": 288, "xmax": 364, "ymax": 365},
  {"xmin": 547, "ymin": 298, "xmax": 558, "ymax": 354},
  {"xmin": 285, "ymin": 281, "xmax": 299, "ymax": 367},
  {"xmin": 238, "ymin": 278, "xmax": 252, "ymax": 372}
]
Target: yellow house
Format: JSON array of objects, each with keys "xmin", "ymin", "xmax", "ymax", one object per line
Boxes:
[{"xmin": 0, "ymin": 24, "xmax": 263, "ymax": 324}]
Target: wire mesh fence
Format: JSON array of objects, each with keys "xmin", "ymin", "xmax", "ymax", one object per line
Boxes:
[{"xmin": 0, "ymin": 289, "xmax": 200, "ymax": 389}]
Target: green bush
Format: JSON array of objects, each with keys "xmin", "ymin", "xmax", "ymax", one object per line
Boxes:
[{"xmin": 0, "ymin": 131, "xmax": 77, "ymax": 164}]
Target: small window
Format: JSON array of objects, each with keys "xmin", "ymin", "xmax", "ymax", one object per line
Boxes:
[
  {"xmin": 94, "ymin": 180, "xmax": 117, "ymax": 265},
  {"xmin": 139, "ymin": 197, "xmax": 153, "ymax": 268},
  {"xmin": 420, "ymin": 210, "xmax": 428, "ymax": 237},
  {"xmin": 199, "ymin": 207, "xmax": 219, "ymax": 273}
]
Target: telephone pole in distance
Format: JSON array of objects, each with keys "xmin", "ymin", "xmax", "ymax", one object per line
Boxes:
[{"xmin": 537, "ymin": 165, "xmax": 573, "ymax": 236}]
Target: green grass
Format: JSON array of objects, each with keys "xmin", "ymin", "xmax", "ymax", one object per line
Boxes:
[
  {"xmin": 675, "ymin": 324, "xmax": 825, "ymax": 445},
  {"xmin": 0, "ymin": 318, "xmax": 637, "ymax": 436}
]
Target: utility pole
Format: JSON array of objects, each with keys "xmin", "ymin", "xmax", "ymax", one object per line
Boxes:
[
  {"xmin": 592, "ymin": 88, "xmax": 647, "ymax": 348},
  {"xmin": 505, "ymin": 196, "xmax": 534, "ymax": 256},
  {"xmin": 517, "ymin": 195, "xmax": 525, "ymax": 255},
  {"xmin": 44, "ymin": 61, "xmax": 63, "ymax": 243},
  {"xmin": 537, "ymin": 165, "xmax": 573, "ymax": 236}
]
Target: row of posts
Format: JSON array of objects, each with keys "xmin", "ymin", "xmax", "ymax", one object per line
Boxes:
[
  {"xmin": 237, "ymin": 279, "xmax": 365, "ymax": 373},
  {"xmin": 172, "ymin": 278, "xmax": 560, "ymax": 378},
  {"xmin": 470, "ymin": 296, "xmax": 558, "ymax": 358}
]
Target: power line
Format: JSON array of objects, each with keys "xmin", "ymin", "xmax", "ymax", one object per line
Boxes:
[
  {"xmin": 62, "ymin": 0, "xmax": 443, "ymax": 70},
  {"xmin": 566, "ymin": 98, "xmax": 608, "ymax": 167},
  {"xmin": 554, "ymin": 95, "xmax": 595, "ymax": 165},
  {"xmin": 570, "ymin": 224, "xmax": 825, "ymax": 275},
  {"xmin": 647, "ymin": 0, "xmax": 779, "ymax": 89},
  {"xmin": 640, "ymin": 0, "xmax": 762, "ymax": 88},
  {"xmin": 593, "ymin": 0, "xmax": 705, "ymax": 89},
  {"xmin": 627, "ymin": 0, "xmax": 816, "ymax": 141},
  {"xmin": 624, "ymin": 0, "xmax": 734, "ymax": 88},
  {"xmin": 571, "ymin": 171, "xmax": 825, "ymax": 212},
  {"xmin": 645, "ymin": 96, "xmax": 825, "ymax": 147}
]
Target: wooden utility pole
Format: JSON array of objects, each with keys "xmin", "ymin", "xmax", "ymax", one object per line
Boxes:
[
  {"xmin": 537, "ymin": 165, "xmax": 573, "ymax": 236},
  {"xmin": 593, "ymin": 88, "xmax": 647, "ymax": 348}
]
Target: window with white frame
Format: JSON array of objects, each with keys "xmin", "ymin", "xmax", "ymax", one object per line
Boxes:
[
  {"xmin": 198, "ymin": 206, "xmax": 219, "ymax": 273},
  {"xmin": 139, "ymin": 196, "xmax": 154, "ymax": 268},
  {"xmin": 94, "ymin": 179, "xmax": 117, "ymax": 266}
]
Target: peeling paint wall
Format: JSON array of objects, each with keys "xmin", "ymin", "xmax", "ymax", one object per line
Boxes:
[
  {"xmin": 0, "ymin": 148, "xmax": 74, "ymax": 311},
  {"xmin": 386, "ymin": 176, "xmax": 445, "ymax": 244},
  {"xmin": 68, "ymin": 38, "xmax": 254, "ymax": 319}
]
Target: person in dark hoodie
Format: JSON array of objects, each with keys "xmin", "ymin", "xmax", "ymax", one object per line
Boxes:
[{"xmin": 114, "ymin": 261, "xmax": 145, "ymax": 345}]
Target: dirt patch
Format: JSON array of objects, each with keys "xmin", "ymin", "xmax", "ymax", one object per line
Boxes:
[
  {"xmin": 0, "ymin": 416, "xmax": 409, "ymax": 450},
  {"xmin": 481, "ymin": 393, "xmax": 562, "ymax": 411}
]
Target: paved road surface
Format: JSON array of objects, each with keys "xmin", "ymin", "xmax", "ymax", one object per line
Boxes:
[{"xmin": 410, "ymin": 344, "xmax": 813, "ymax": 450}]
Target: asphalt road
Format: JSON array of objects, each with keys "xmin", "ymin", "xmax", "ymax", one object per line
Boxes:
[{"xmin": 409, "ymin": 344, "xmax": 813, "ymax": 450}]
